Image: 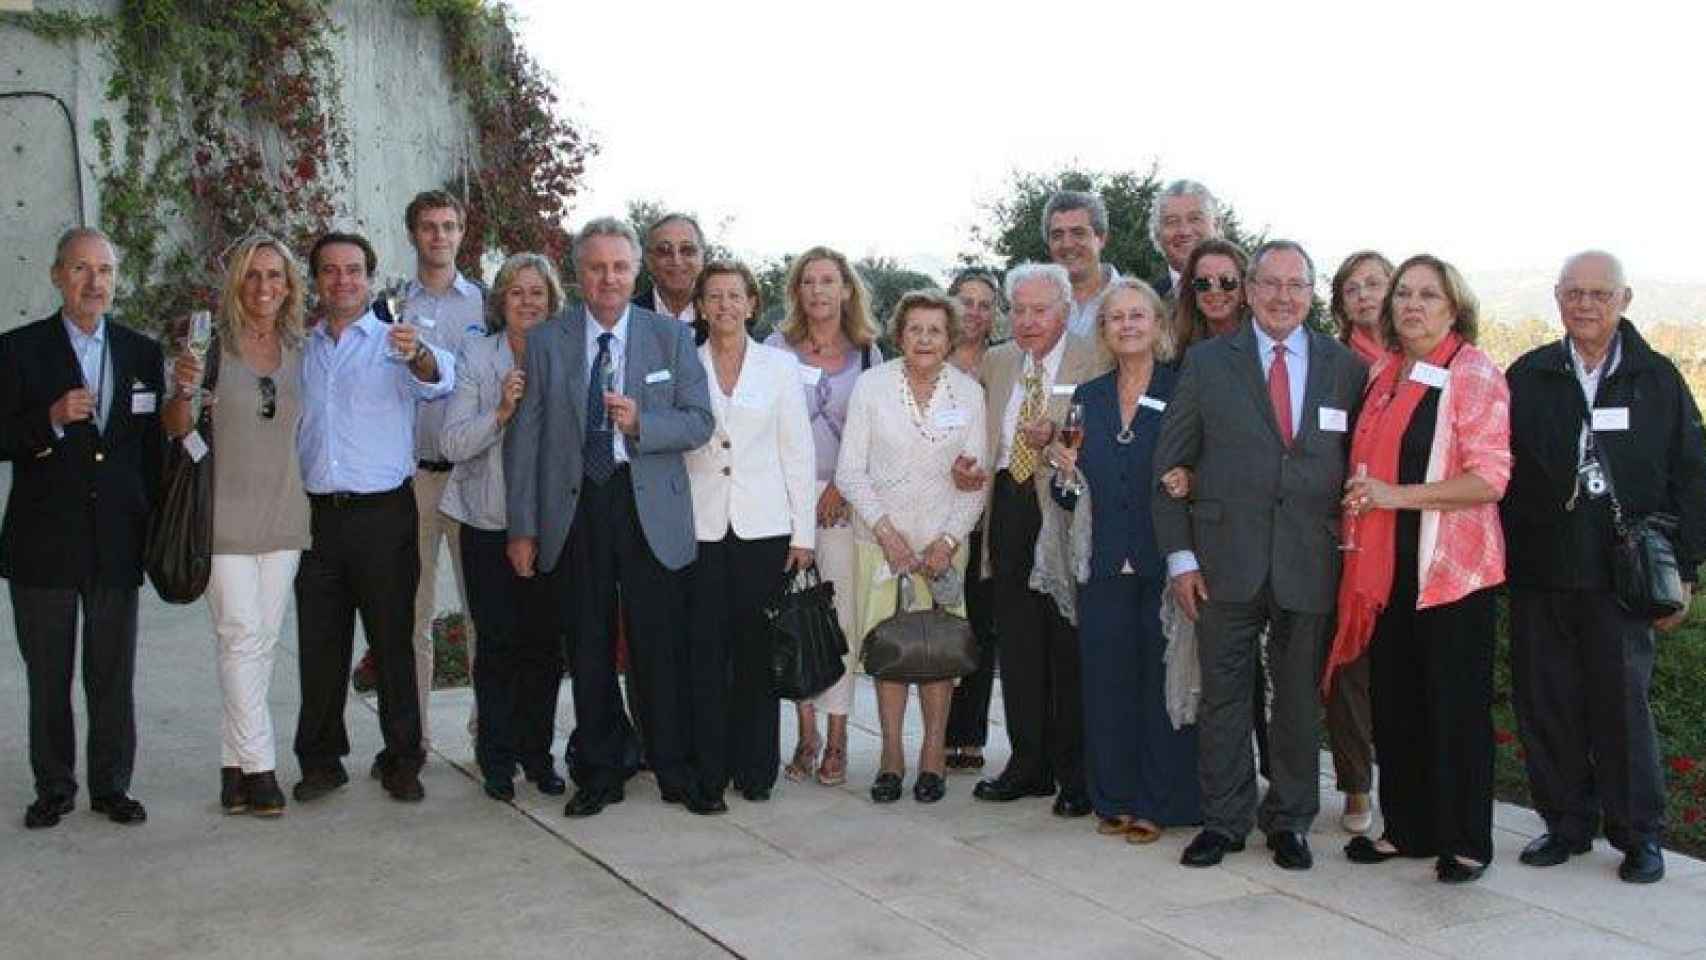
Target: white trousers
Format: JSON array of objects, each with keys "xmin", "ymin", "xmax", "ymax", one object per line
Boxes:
[
  {"xmin": 205, "ymin": 550, "xmax": 301, "ymax": 772},
  {"xmin": 808, "ymin": 520, "xmax": 857, "ymax": 717},
  {"xmin": 412, "ymin": 469, "xmax": 473, "ymax": 749}
]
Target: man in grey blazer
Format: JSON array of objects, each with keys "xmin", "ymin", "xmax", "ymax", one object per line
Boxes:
[
  {"xmin": 505, "ymin": 217, "xmax": 714, "ymax": 817},
  {"xmin": 1153, "ymin": 240, "xmax": 1367, "ymax": 871}
]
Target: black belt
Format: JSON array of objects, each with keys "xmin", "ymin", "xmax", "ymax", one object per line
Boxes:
[
  {"xmin": 417, "ymin": 459, "xmax": 454, "ymax": 473},
  {"xmin": 309, "ymin": 479, "xmax": 411, "ymax": 508}
]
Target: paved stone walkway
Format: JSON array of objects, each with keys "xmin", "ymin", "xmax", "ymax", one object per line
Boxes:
[{"xmin": 3, "ymin": 535, "xmax": 1704, "ymax": 959}]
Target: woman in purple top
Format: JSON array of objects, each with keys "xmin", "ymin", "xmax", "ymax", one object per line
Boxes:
[{"xmin": 764, "ymin": 246, "xmax": 883, "ymax": 787}]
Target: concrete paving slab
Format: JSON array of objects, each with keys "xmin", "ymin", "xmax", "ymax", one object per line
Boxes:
[
  {"xmin": 1405, "ymin": 906, "xmax": 1667, "ymax": 959},
  {"xmin": 1143, "ymin": 891, "xmax": 1441, "ymax": 960}
]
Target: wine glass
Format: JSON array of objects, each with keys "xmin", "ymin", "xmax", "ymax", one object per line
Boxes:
[
  {"xmin": 185, "ymin": 310, "xmax": 212, "ymax": 417},
  {"xmin": 1058, "ymin": 402, "xmax": 1087, "ymax": 495},
  {"xmin": 1341, "ymin": 462, "xmax": 1369, "ymax": 552},
  {"xmin": 383, "ymin": 278, "xmax": 411, "ymax": 362}
]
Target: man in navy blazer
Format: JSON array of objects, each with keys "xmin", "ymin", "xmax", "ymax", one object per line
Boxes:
[
  {"xmin": 0, "ymin": 228, "xmax": 164, "ymax": 829},
  {"xmin": 505, "ymin": 216, "xmax": 714, "ymax": 817}
]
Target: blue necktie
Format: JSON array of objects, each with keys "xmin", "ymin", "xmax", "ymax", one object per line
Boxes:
[{"xmin": 584, "ymin": 332, "xmax": 616, "ymax": 483}]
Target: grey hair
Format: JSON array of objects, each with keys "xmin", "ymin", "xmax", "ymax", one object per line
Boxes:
[
  {"xmin": 486, "ymin": 252, "xmax": 567, "ymax": 332},
  {"xmin": 1247, "ymin": 239, "xmax": 1317, "ymax": 287},
  {"xmin": 1040, "ymin": 190, "xmax": 1109, "ymax": 245},
  {"xmin": 53, "ymin": 226, "xmax": 116, "ymax": 268},
  {"xmin": 1096, "ymin": 276, "xmax": 1176, "ymax": 364},
  {"xmin": 1004, "ymin": 262, "xmax": 1072, "ymax": 308},
  {"xmin": 1147, "ymin": 179, "xmax": 1222, "ymax": 247},
  {"xmin": 645, "ymin": 212, "xmax": 705, "ymax": 250},
  {"xmin": 572, "ymin": 216, "xmax": 642, "ymax": 265},
  {"xmin": 1559, "ymin": 249, "xmax": 1627, "ymax": 289}
]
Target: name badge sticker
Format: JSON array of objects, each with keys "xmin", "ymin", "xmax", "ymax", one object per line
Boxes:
[
  {"xmin": 1050, "ymin": 384, "xmax": 1076, "ymax": 397},
  {"xmin": 644, "ymin": 369, "xmax": 672, "ymax": 385},
  {"xmin": 1408, "ymin": 362, "xmax": 1450, "ymax": 388},
  {"xmin": 933, "ymin": 408, "xmax": 969, "ymax": 429},
  {"xmin": 413, "ymin": 314, "xmax": 437, "ymax": 329},
  {"xmin": 1592, "ymin": 407, "xmax": 1630, "ymax": 432},
  {"xmin": 131, "ymin": 390, "xmax": 157, "ymax": 414},
  {"xmin": 182, "ymin": 430, "xmax": 209, "ymax": 463},
  {"xmin": 1318, "ymin": 407, "xmax": 1348, "ymax": 432},
  {"xmin": 799, "ymin": 365, "xmax": 823, "ymax": 386},
  {"xmin": 1138, "ymin": 395, "xmax": 1167, "ymax": 412}
]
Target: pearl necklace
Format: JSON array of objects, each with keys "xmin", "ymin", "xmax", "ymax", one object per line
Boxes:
[{"xmin": 899, "ymin": 365, "xmax": 953, "ymax": 442}]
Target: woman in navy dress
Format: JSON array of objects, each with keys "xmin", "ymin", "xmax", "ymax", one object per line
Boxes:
[{"xmin": 1049, "ymin": 278, "xmax": 1201, "ymax": 842}]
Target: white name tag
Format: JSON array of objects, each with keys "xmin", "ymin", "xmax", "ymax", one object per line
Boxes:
[
  {"xmin": 799, "ymin": 365, "xmax": 823, "ymax": 385},
  {"xmin": 1138, "ymin": 395, "xmax": 1167, "ymax": 412},
  {"xmin": 1592, "ymin": 407, "xmax": 1630, "ymax": 432},
  {"xmin": 933, "ymin": 408, "xmax": 969, "ymax": 429},
  {"xmin": 1318, "ymin": 407, "xmax": 1348, "ymax": 432},
  {"xmin": 644, "ymin": 369, "xmax": 672, "ymax": 385},
  {"xmin": 413, "ymin": 314, "xmax": 437, "ymax": 329},
  {"xmin": 1050, "ymin": 384, "xmax": 1076, "ymax": 397},
  {"xmin": 182, "ymin": 430, "xmax": 209, "ymax": 463},
  {"xmin": 131, "ymin": 390, "xmax": 157, "ymax": 414},
  {"xmin": 1408, "ymin": 361, "xmax": 1449, "ymax": 388}
]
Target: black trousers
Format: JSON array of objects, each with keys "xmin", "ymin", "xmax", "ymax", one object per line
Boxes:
[
  {"xmin": 545, "ymin": 467, "xmax": 689, "ymax": 794},
  {"xmin": 461, "ymin": 524, "xmax": 562, "ymax": 782},
  {"xmin": 293, "ymin": 484, "xmax": 422, "ymax": 776},
  {"xmin": 10, "ymin": 583, "xmax": 139, "ymax": 800},
  {"xmin": 687, "ymin": 531, "xmax": 789, "ymax": 796},
  {"xmin": 1370, "ymin": 587, "xmax": 1496, "ymax": 864},
  {"xmin": 946, "ymin": 527, "xmax": 998, "ymax": 749},
  {"xmin": 1195, "ymin": 586, "xmax": 1328, "ymax": 838},
  {"xmin": 1510, "ymin": 587, "xmax": 1665, "ymax": 849},
  {"xmin": 989, "ymin": 471, "xmax": 1083, "ymax": 794}
]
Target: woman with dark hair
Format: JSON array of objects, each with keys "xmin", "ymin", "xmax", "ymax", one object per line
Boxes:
[
  {"xmin": 1169, "ymin": 238, "xmax": 1249, "ymax": 357},
  {"xmin": 440, "ymin": 252, "xmax": 567, "ymax": 801},
  {"xmin": 684, "ymin": 261, "xmax": 816, "ymax": 807},
  {"xmin": 1329, "ymin": 254, "xmax": 1510, "ymax": 883}
]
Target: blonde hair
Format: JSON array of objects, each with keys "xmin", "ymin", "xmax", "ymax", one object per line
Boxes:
[
  {"xmin": 1097, "ymin": 277, "xmax": 1175, "ymax": 364},
  {"xmin": 219, "ymin": 234, "xmax": 307, "ymax": 349},
  {"xmin": 488, "ymin": 252, "xmax": 566, "ymax": 332},
  {"xmin": 777, "ymin": 246, "xmax": 879, "ymax": 348}
]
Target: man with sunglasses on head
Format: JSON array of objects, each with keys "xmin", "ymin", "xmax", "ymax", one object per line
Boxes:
[
  {"xmin": 1148, "ymin": 180, "xmax": 1225, "ymax": 304},
  {"xmin": 291, "ymin": 231, "xmax": 455, "ymax": 806}
]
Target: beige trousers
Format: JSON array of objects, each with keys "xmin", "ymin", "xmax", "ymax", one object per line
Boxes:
[{"xmin": 412, "ymin": 468, "xmax": 473, "ymax": 748}]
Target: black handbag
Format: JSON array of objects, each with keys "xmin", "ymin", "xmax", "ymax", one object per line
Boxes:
[
  {"xmin": 861, "ymin": 575, "xmax": 978, "ymax": 683},
  {"xmin": 146, "ymin": 338, "xmax": 218, "ymax": 604},
  {"xmin": 1610, "ymin": 504, "xmax": 1686, "ymax": 619},
  {"xmin": 767, "ymin": 566, "xmax": 849, "ymax": 700}
]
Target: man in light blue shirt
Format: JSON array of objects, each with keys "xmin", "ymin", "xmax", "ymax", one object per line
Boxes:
[{"xmin": 292, "ymin": 231, "xmax": 454, "ymax": 808}]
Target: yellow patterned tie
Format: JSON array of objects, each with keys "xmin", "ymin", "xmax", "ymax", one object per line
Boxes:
[{"xmin": 1009, "ymin": 366, "xmax": 1044, "ymax": 483}]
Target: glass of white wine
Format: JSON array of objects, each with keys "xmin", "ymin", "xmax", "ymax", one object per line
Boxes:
[
  {"xmin": 186, "ymin": 309, "xmax": 213, "ymax": 417},
  {"xmin": 383, "ymin": 279, "xmax": 411, "ymax": 362}
]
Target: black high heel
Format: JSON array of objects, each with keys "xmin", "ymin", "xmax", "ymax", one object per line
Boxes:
[{"xmin": 870, "ymin": 772, "xmax": 903, "ymax": 804}]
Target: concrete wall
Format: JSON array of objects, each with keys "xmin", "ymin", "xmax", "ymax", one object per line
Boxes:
[{"xmin": 0, "ymin": 0, "xmax": 476, "ymax": 332}]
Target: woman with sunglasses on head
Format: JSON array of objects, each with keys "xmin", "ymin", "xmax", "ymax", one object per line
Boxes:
[
  {"xmin": 1169, "ymin": 238, "xmax": 1250, "ymax": 357},
  {"xmin": 164, "ymin": 234, "xmax": 311, "ymax": 818}
]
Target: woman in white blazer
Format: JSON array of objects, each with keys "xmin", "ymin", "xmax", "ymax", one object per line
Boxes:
[{"xmin": 684, "ymin": 261, "xmax": 817, "ymax": 807}]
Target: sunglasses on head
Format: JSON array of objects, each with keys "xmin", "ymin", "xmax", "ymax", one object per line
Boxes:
[
  {"xmin": 1191, "ymin": 276, "xmax": 1241, "ymax": 293},
  {"xmin": 258, "ymin": 376, "xmax": 277, "ymax": 420}
]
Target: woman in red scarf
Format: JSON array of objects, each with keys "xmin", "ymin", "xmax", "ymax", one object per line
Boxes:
[
  {"xmin": 1321, "ymin": 251, "xmax": 1393, "ymax": 836},
  {"xmin": 1325, "ymin": 255, "xmax": 1511, "ymax": 883}
]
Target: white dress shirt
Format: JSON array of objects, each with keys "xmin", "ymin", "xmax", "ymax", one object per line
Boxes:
[
  {"xmin": 585, "ymin": 306, "xmax": 631, "ymax": 465},
  {"xmin": 650, "ymin": 288, "xmax": 697, "ymax": 328},
  {"xmin": 996, "ymin": 331, "xmax": 1068, "ymax": 471}
]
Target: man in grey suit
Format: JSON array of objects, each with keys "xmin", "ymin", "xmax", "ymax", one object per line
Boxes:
[
  {"xmin": 1153, "ymin": 240, "xmax": 1367, "ymax": 871},
  {"xmin": 505, "ymin": 217, "xmax": 714, "ymax": 817}
]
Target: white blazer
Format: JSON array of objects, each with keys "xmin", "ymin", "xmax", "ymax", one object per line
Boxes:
[{"xmin": 685, "ymin": 338, "xmax": 817, "ymax": 548}]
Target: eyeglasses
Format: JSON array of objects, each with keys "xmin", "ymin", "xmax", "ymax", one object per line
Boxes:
[
  {"xmin": 1341, "ymin": 280, "xmax": 1387, "ymax": 299},
  {"xmin": 258, "ymin": 376, "xmax": 276, "ymax": 420},
  {"xmin": 1252, "ymin": 278, "xmax": 1312, "ymax": 297},
  {"xmin": 1192, "ymin": 276, "xmax": 1241, "ymax": 293},
  {"xmin": 648, "ymin": 243, "xmax": 701, "ymax": 261},
  {"xmin": 1559, "ymin": 287, "xmax": 1619, "ymax": 306}
]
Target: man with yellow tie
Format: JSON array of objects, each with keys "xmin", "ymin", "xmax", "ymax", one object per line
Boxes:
[{"xmin": 955, "ymin": 262, "xmax": 1110, "ymax": 815}]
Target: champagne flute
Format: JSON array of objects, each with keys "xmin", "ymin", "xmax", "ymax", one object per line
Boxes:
[
  {"xmin": 1058, "ymin": 402, "xmax": 1087, "ymax": 495},
  {"xmin": 186, "ymin": 310, "xmax": 213, "ymax": 418},
  {"xmin": 383, "ymin": 278, "xmax": 411, "ymax": 362},
  {"xmin": 1341, "ymin": 462, "xmax": 1369, "ymax": 552}
]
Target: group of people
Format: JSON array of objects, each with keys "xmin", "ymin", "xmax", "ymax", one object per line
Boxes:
[{"xmin": 3, "ymin": 180, "xmax": 1702, "ymax": 891}]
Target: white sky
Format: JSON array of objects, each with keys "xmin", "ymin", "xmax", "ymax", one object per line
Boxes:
[{"xmin": 511, "ymin": 0, "xmax": 1704, "ymax": 284}]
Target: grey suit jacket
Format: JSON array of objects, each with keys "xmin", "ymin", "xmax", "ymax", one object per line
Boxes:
[
  {"xmin": 1151, "ymin": 321, "xmax": 1367, "ymax": 614},
  {"xmin": 504, "ymin": 304, "xmax": 714, "ymax": 572}
]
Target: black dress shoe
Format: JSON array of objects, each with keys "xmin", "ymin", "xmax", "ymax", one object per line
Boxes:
[
  {"xmin": 293, "ymin": 765, "xmax": 350, "ymax": 803},
  {"xmin": 1268, "ymin": 831, "xmax": 1313, "ymax": 870},
  {"xmin": 243, "ymin": 772, "xmax": 287, "ymax": 817},
  {"xmin": 913, "ymin": 772, "xmax": 946, "ymax": 804},
  {"xmin": 1618, "ymin": 841, "xmax": 1665, "ymax": 884},
  {"xmin": 871, "ymin": 772, "xmax": 903, "ymax": 804},
  {"xmin": 564, "ymin": 785, "xmax": 623, "ymax": 818},
  {"xmin": 1181, "ymin": 829, "xmax": 1245, "ymax": 867},
  {"xmin": 90, "ymin": 794, "xmax": 148, "ymax": 825},
  {"xmin": 659, "ymin": 785, "xmax": 685, "ymax": 805},
  {"xmin": 382, "ymin": 767, "xmax": 426, "ymax": 803},
  {"xmin": 1519, "ymin": 832, "xmax": 1591, "ymax": 867},
  {"xmin": 370, "ymin": 755, "xmax": 385, "ymax": 780},
  {"xmin": 24, "ymin": 796, "xmax": 74, "ymax": 830},
  {"xmin": 1052, "ymin": 791, "xmax": 1092, "ymax": 818},
  {"xmin": 1436, "ymin": 856, "xmax": 1487, "ymax": 884},
  {"xmin": 971, "ymin": 775, "xmax": 1054, "ymax": 803},
  {"xmin": 739, "ymin": 785, "xmax": 771, "ymax": 803},
  {"xmin": 221, "ymin": 766, "xmax": 249, "ymax": 815},
  {"xmin": 1345, "ymin": 835, "xmax": 1402, "ymax": 864},
  {"xmin": 684, "ymin": 788, "xmax": 728, "ymax": 816},
  {"xmin": 483, "ymin": 776, "xmax": 516, "ymax": 802},
  {"xmin": 525, "ymin": 766, "xmax": 567, "ymax": 796}
]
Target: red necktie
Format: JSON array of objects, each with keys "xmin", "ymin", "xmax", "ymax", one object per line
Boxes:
[{"xmin": 1268, "ymin": 343, "xmax": 1293, "ymax": 445}]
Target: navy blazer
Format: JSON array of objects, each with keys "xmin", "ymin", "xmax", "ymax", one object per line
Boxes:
[{"xmin": 1052, "ymin": 365, "xmax": 1177, "ymax": 581}]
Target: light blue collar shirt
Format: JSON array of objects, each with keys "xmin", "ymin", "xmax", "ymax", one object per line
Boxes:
[
  {"xmin": 586, "ymin": 306, "xmax": 631, "ymax": 465},
  {"xmin": 405, "ymin": 272, "xmax": 486, "ymax": 462},
  {"xmin": 1251, "ymin": 320, "xmax": 1309, "ymax": 434},
  {"xmin": 298, "ymin": 308, "xmax": 456, "ymax": 494},
  {"xmin": 61, "ymin": 312, "xmax": 113, "ymax": 432}
]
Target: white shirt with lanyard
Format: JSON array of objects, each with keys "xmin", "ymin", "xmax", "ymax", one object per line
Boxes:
[{"xmin": 1565, "ymin": 333, "xmax": 1622, "ymax": 511}]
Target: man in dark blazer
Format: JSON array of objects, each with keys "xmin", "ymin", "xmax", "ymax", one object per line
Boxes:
[
  {"xmin": 1153, "ymin": 240, "xmax": 1366, "ymax": 870},
  {"xmin": 505, "ymin": 217, "xmax": 714, "ymax": 817},
  {"xmin": 0, "ymin": 228, "xmax": 164, "ymax": 829}
]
